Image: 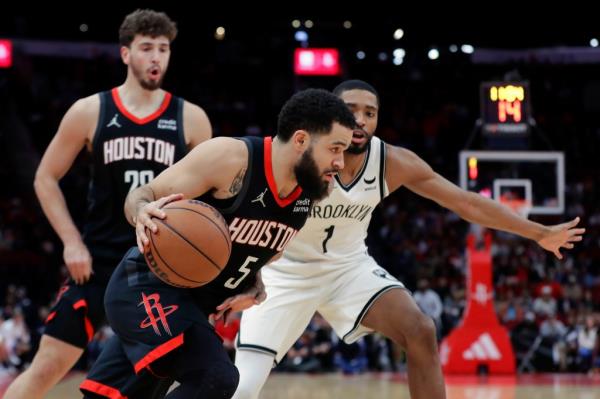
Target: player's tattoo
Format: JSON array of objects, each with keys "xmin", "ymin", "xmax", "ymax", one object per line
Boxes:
[{"xmin": 229, "ymin": 168, "xmax": 246, "ymax": 195}]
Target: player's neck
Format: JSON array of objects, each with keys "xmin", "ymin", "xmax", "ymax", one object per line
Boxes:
[
  {"xmin": 116, "ymin": 80, "xmax": 165, "ymax": 116},
  {"xmin": 270, "ymin": 138, "xmax": 299, "ymax": 198},
  {"xmin": 338, "ymin": 151, "xmax": 368, "ymax": 184}
]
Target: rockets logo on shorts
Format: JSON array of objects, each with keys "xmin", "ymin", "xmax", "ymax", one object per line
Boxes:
[{"xmin": 138, "ymin": 292, "xmax": 179, "ymax": 336}]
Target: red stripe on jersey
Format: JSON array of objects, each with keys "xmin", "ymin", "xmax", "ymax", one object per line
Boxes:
[
  {"xmin": 111, "ymin": 88, "xmax": 172, "ymax": 125},
  {"xmin": 263, "ymin": 136, "xmax": 302, "ymax": 207}
]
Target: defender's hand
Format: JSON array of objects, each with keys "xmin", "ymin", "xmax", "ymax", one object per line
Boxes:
[
  {"xmin": 212, "ymin": 285, "xmax": 266, "ymax": 326},
  {"xmin": 135, "ymin": 193, "xmax": 183, "ymax": 252},
  {"xmin": 537, "ymin": 216, "xmax": 585, "ymax": 260}
]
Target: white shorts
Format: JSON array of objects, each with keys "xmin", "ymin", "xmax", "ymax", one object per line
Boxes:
[{"xmin": 236, "ymin": 254, "xmax": 406, "ymax": 363}]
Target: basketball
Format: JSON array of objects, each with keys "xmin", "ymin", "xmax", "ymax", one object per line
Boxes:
[{"xmin": 144, "ymin": 199, "xmax": 231, "ymax": 288}]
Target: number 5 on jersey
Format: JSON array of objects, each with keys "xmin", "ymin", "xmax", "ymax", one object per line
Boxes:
[{"xmin": 224, "ymin": 256, "xmax": 258, "ymax": 289}]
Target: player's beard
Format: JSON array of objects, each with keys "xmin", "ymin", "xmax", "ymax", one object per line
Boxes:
[
  {"xmin": 347, "ymin": 131, "xmax": 372, "ymax": 154},
  {"xmin": 294, "ymin": 147, "xmax": 333, "ymax": 201},
  {"xmin": 131, "ymin": 63, "xmax": 163, "ymax": 91}
]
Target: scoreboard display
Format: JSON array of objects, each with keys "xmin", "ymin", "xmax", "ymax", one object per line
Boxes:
[{"xmin": 480, "ymin": 82, "xmax": 530, "ymax": 135}]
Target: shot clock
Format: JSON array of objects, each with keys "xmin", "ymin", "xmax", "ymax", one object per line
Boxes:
[{"xmin": 480, "ymin": 82, "xmax": 530, "ymax": 135}]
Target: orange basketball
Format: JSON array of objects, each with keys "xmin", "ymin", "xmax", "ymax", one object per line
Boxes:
[{"xmin": 144, "ymin": 199, "xmax": 231, "ymax": 288}]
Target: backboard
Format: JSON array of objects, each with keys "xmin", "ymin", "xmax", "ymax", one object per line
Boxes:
[{"xmin": 459, "ymin": 151, "xmax": 564, "ymax": 216}]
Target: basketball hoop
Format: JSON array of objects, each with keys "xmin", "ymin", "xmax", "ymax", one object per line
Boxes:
[{"xmin": 500, "ymin": 198, "xmax": 531, "ymax": 219}]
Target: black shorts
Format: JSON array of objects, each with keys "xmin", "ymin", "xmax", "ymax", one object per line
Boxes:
[
  {"xmin": 103, "ymin": 248, "xmax": 208, "ymax": 372},
  {"xmin": 80, "ymin": 335, "xmax": 173, "ymax": 399},
  {"xmin": 81, "ymin": 324, "xmax": 231, "ymax": 399},
  {"xmin": 44, "ymin": 276, "xmax": 108, "ymax": 349},
  {"xmin": 81, "ymin": 248, "xmax": 227, "ymax": 398}
]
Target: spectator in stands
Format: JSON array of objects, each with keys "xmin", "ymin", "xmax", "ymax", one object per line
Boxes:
[
  {"xmin": 533, "ymin": 286, "xmax": 558, "ymax": 319},
  {"xmin": 0, "ymin": 307, "xmax": 30, "ymax": 372},
  {"xmin": 540, "ymin": 313, "xmax": 568, "ymax": 371},
  {"xmin": 414, "ymin": 278, "xmax": 443, "ymax": 338},
  {"xmin": 334, "ymin": 338, "xmax": 369, "ymax": 375},
  {"xmin": 577, "ymin": 315, "xmax": 597, "ymax": 372}
]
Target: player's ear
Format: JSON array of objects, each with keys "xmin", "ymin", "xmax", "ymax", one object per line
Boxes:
[
  {"xmin": 120, "ymin": 46, "xmax": 131, "ymax": 65},
  {"xmin": 291, "ymin": 130, "xmax": 310, "ymax": 152}
]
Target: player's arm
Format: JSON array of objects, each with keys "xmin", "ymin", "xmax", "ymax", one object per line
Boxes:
[
  {"xmin": 386, "ymin": 145, "xmax": 584, "ymax": 259},
  {"xmin": 212, "ymin": 254, "xmax": 281, "ymax": 325},
  {"xmin": 125, "ymin": 137, "xmax": 247, "ymax": 251},
  {"xmin": 33, "ymin": 95, "xmax": 99, "ymax": 284},
  {"xmin": 182, "ymin": 101, "xmax": 212, "ymax": 150},
  {"xmin": 239, "ymin": 252, "xmax": 283, "ymax": 306},
  {"xmin": 213, "ymin": 269, "xmax": 266, "ymax": 326},
  {"xmin": 246, "ymin": 252, "xmax": 284, "ymax": 303},
  {"xmin": 267, "ymin": 252, "xmax": 283, "ymax": 264}
]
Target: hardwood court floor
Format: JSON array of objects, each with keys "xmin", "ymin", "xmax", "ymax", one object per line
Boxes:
[{"xmin": 3, "ymin": 371, "xmax": 600, "ymax": 398}]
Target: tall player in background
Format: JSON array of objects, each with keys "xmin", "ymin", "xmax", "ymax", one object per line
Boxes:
[
  {"xmin": 233, "ymin": 80, "xmax": 585, "ymax": 399},
  {"xmin": 4, "ymin": 9, "xmax": 212, "ymax": 399}
]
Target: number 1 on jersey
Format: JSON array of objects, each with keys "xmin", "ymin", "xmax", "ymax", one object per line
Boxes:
[{"xmin": 322, "ymin": 225, "xmax": 335, "ymax": 253}]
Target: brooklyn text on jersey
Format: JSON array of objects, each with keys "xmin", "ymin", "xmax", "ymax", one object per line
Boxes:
[{"xmin": 310, "ymin": 203, "xmax": 373, "ymax": 221}]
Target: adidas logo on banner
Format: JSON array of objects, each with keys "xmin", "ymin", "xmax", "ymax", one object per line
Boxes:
[{"xmin": 462, "ymin": 333, "xmax": 501, "ymax": 361}]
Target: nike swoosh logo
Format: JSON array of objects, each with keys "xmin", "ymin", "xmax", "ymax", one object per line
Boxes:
[{"xmin": 363, "ymin": 177, "xmax": 376, "ymax": 184}]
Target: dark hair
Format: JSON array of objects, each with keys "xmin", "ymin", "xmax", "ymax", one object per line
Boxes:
[
  {"xmin": 333, "ymin": 79, "xmax": 380, "ymax": 105},
  {"xmin": 277, "ymin": 88, "xmax": 357, "ymax": 142},
  {"xmin": 119, "ymin": 9, "xmax": 178, "ymax": 47}
]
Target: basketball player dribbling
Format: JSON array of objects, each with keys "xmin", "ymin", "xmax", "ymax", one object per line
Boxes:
[
  {"xmin": 232, "ymin": 80, "xmax": 585, "ymax": 399},
  {"xmin": 79, "ymin": 89, "xmax": 356, "ymax": 398},
  {"xmin": 3, "ymin": 9, "xmax": 212, "ymax": 399}
]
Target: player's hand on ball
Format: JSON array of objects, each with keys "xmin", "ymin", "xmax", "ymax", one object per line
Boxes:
[
  {"xmin": 537, "ymin": 216, "xmax": 585, "ymax": 259},
  {"xmin": 135, "ymin": 193, "xmax": 184, "ymax": 252}
]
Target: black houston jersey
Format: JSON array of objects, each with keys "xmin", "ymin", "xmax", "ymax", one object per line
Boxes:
[
  {"xmin": 83, "ymin": 88, "xmax": 187, "ymax": 273},
  {"xmin": 192, "ymin": 136, "xmax": 312, "ymax": 314}
]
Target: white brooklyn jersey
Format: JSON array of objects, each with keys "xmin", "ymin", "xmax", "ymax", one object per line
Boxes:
[{"xmin": 274, "ymin": 136, "xmax": 388, "ymax": 271}]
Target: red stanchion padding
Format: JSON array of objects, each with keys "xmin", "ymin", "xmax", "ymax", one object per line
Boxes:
[{"xmin": 440, "ymin": 234, "xmax": 515, "ymax": 374}]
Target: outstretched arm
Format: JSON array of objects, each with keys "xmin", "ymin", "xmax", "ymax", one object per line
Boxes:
[{"xmin": 386, "ymin": 145, "xmax": 585, "ymax": 259}]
